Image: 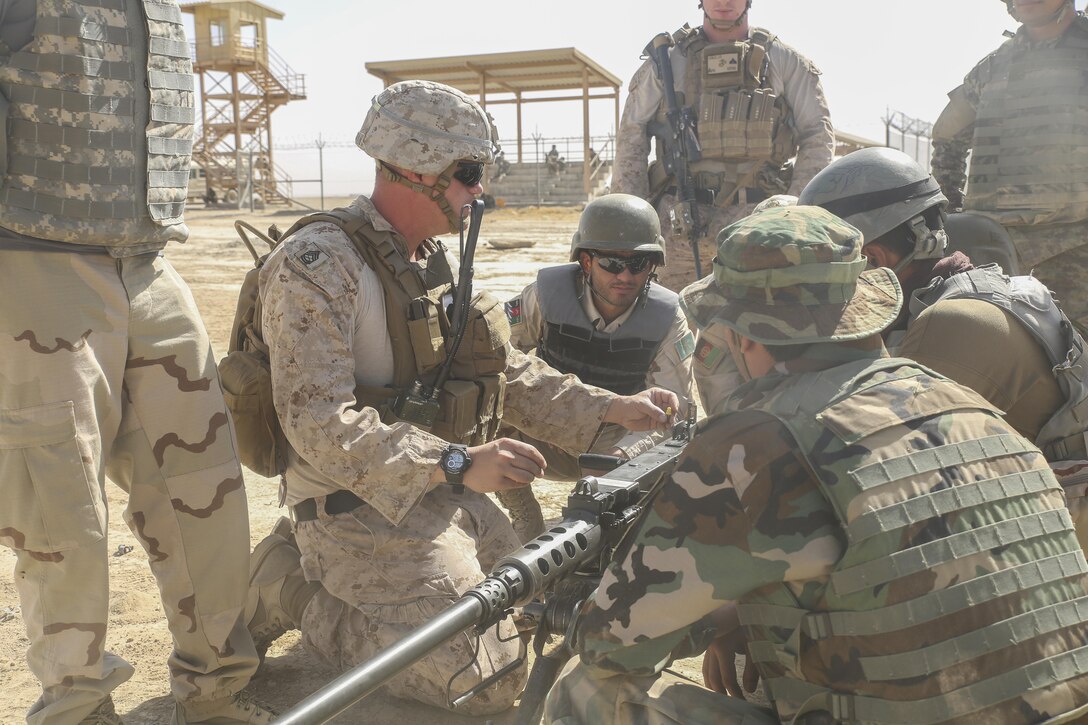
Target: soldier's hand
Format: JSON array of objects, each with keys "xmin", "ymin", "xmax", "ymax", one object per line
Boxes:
[
  {"xmin": 602, "ymin": 387, "xmax": 679, "ymax": 432},
  {"xmin": 460, "ymin": 439, "xmax": 547, "ymax": 493},
  {"xmin": 703, "ymin": 625, "xmax": 759, "ymax": 699}
]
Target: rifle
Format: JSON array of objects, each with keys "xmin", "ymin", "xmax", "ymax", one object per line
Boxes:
[
  {"xmin": 275, "ymin": 414, "xmax": 697, "ymax": 725},
  {"xmin": 647, "ymin": 32, "xmax": 705, "ymax": 279}
]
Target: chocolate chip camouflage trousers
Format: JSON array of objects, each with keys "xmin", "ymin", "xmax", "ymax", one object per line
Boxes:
[
  {"xmin": 295, "ymin": 486, "xmax": 527, "ymax": 715},
  {"xmin": 544, "ymin": 659, "xmax": 778, "ymax": 725},
  {"xmin": 655, "ymin": 195, "xmax": 758, "ymax": 293},
  {"xmin": 0, "ymin": 249, "xmax": 259, "ymax": 724}
]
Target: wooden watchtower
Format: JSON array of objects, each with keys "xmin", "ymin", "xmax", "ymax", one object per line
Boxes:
[{"xmin": 181, "ymin": 1, "xmax": 306, "ymax": 205}]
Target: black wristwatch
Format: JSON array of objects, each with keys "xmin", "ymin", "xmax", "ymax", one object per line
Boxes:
[{"xmin": 438, "ymin": 444, "xmax": 471, "ymax": 494}]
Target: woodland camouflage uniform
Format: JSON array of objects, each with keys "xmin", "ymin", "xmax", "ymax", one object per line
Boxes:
[{"xmin": 545, "ymin": 207, "xmax": 1088, "ymax": 725}]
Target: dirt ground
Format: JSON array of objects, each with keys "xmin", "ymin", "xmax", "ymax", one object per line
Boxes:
[{"xmin": 0, "ymin": 201, "xmax": 717, "ymax": 724}]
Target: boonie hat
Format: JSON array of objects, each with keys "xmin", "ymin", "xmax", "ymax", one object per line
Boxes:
[{"xmin": 680, "ymin": 206, "xmax": 902, "ymax": 344}]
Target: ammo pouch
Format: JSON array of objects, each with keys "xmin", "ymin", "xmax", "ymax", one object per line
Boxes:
[
  {"xmin": 217, "ymin": 222, "xmax": 288, "ymax": 478},
  {"xmin": 353, "ymin": 287, "xmax": 510, "ymax": 446}
]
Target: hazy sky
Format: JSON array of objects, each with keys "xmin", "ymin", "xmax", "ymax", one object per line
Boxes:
[{"xmin": 184, "ymin": 1, "xmax": 1038, "ymax": 197}]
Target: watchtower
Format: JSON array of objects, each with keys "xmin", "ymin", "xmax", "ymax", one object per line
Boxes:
[{"xmin": 181, "ymin": 1, "xmax": 306, "ymax": 205}]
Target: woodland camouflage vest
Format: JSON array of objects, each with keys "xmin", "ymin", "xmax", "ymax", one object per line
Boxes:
[
  {"xmin": 0, "ymin": 0, "xmax": 194, "ymax": 247},
  {"xmin": 734, "ymin": 355, "xmax": 1088, "ymax": 723}
]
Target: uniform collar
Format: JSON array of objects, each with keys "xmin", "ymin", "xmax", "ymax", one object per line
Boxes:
[{"xmin": 579, "ymin": 274, "xmax": 639, "ymax": 332}]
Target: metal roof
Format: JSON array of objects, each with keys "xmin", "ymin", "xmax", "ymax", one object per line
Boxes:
[
  {"xmin": 365, "ymin": 48, "xmax": 622, "ymax": 98},
  {"xmin": 179, "ymin": 1, "xmax": 285, "ymax": 21}
]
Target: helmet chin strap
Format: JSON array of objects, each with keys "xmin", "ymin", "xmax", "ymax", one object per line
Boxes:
[
  {"xmin": 1006, "ymin": 0, "xmax": 1074, "ymax": 25},
  {"xmin": 700, "ymin": 0, "xmax": 752, "ymax": 29},
  {"xmin": 379, "ymin": 161, "xmax": 464, "ymax": 234}
]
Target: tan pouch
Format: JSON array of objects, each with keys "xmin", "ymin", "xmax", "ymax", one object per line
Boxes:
[
  {"xmin": 218, "ymin": 348, "xmax": 285, "ymax": 478},
  {"xmin": 434, "ymin": 379, "xmax": 482, "ymax": 443},
  {"xmin": 407, "ymin": 297, "xmax": 446, "ymax": 375},
  {"xmin": 451, "ymin": 290, "xmax": 510, "ymax": 379},
  {"xmin": 723, "ymin": 90, "xmax": 750, "ymax": 158}
]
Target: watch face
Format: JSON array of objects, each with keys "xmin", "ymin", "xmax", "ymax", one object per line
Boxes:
[{"xmin": 445, "ymin": 449, "xmax": 467, "ymax": 473}]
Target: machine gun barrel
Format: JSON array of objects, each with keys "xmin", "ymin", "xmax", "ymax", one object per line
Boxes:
[{"xmin": 276, "ymin": 420, "xmax": 694, "ymax": 725}]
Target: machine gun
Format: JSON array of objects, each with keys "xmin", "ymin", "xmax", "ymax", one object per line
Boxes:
[
  {"xmin": 647, "ymin": 32, "xmax": 705, "ymax": 278},
  {"xmin": 275, "ymin": 414, "xmax": 697, "ymax": 725}
]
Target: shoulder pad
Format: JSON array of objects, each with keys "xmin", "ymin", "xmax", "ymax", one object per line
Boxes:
[
  {"xmin": 280, "ymin": 229, "xmax": 358, "ymax": 301},
  {"xmin": 749, "ymin": 27, "xmax": 778, "ymax": 47},
  {"xmin": 672, "ymin": 23, "xmax": 697, "ymax": 44},
  {"xmin": 1065, "ymin": 14, "xmax": 1088, "ymax": 46},
  {"xmin": 673, "ymin": 24, "xmax": 704, "ymax": 54}
]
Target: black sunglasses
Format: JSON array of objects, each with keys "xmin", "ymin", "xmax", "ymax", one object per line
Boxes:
[
  {"xmin": 592, "ymin": 253, "xmax": 655, "ymax": 275},
  {"xmin": 452, "ymin": 162, "xmax": 484, "ymax": 187}
]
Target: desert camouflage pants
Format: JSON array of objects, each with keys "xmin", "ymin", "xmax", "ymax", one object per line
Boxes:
[
  {"xmin": 295, "ymin": 485, "xmax": 527, "ymax": 716},
  {"xmin": 1013, "ymin": 224, "xmax": 1088, "ymax": 334},
  {"xmin": 544, "ymin": 658, "xmax": 778, "ymax": 725},
  {"xmin": 0, "ymin": 249, "xmax": 258, "ymax": 724},
  {"xmin": 654, "ymin": 195, "xmax": 757, "ymax": 293}
]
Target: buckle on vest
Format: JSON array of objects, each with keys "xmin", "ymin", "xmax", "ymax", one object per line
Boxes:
[{"xmin": 802, "ymin": 611, "xmax": 833, "ymax": 640}]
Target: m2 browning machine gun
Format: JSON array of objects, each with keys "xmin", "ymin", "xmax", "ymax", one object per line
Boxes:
[
  {"xmin": 275, "ymin": 413, "xmax": 697, "ymax": 725},
  {"xmin": 647, "ymin": 32, "xmax": 705, "ymax": 278}
]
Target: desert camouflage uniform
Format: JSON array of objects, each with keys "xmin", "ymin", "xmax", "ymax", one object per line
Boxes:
[
  {"xmin": 547, "ymin": 207, "xmax": 1088, "ymax": 724},
  {"xmin": 259, "ymin": 196, "xmax": 615, "ymax": 714},
  {"xmin": 504, "ymin": 272, "xmax": 697, "ymax": 477},
  {"xmin": 614, "ymin": 26, "xmax": 834, "ymax": 291},
  {"xmin": 931, "ymin": 14, "xmax": 1088, "ymax": 330},
  {"xmin": 0, "ymin": 2, "xmax": 259, "ymax": 722}
]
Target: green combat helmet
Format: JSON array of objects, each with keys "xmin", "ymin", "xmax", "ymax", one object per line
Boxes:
[
  {"xmin": 356, "ymin": 80, "xmax": 499, "ymax": 233},
  {"xmin": 679, "ymin": 205, "xmax": 902, "ymax": 344},
  {"xmin": 570, "ymin": 193, "xmax": 667, "ymax": 264},
  {"xmin": 798, "ymin": 147, "xmax": 948, "ymax": 271}
]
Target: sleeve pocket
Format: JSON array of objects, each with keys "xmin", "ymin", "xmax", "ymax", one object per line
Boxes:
[{"xmin": 0, "ymin": 401, "xmax": 105, "ymax": 553}]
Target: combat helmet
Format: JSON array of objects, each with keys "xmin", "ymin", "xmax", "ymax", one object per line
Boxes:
[
  {"xmin": 798, "ymin": 147, "xmax": 948, "ymax": 271},
  {"xmin": 570, "ymin": 193, "xmax": 667, "ymax": 265},
  {"xmin": 356, "ymin": 80, "xmax": 499, "ymax": 233}
]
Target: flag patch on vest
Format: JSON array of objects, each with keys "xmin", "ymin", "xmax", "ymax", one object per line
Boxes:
[
  {"xmin": 505, "ymin": 297, "xmax": 523, "ymax": 325},
  {"xmin": 675, "ymin": 331, "xmax": 695, "ymax": 361},
  {"xmin": 694, "ymin": 337, "xmax": 725, "ymax": 372}
]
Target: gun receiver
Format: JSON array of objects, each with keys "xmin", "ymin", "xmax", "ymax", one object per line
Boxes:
[{"xmin": 275, "ymin": 416, "xmax": 696, "ymax": 725}]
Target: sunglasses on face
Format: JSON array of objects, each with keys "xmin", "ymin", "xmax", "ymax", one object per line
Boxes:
[
  {"xmin": 452, "ymin": 162, "xmax": 484, "ymax": 187},
  {"xmin": 592, "ymin": 253, "xmax": 655, "ymax": 275}
]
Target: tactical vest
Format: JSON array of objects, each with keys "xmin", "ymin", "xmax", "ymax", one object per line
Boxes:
[
  {"xmin": 0, "ymin": 0, "xmax": 194, "ymax": 248},
  {"xmin": 535, "ymin": 263, "xmax": 676, "ymax": 395},
  {"xmin": 732, "ymin": 356, "xmax": 1088, "ymax": 723},
  {"xmin": 911, "ymin": 265, "xmax": 1088, "ymax": 461},
  {"xmin": 966, "ymin": 16, "xmax": 1088, "ymax": 223},
  {"xmin": 280, "ymin": 210, "xmax": 510, "ymax": 447},
  {"xmin": 648, "ymin": 25, "xmax": 797, "ymax": 200}
]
